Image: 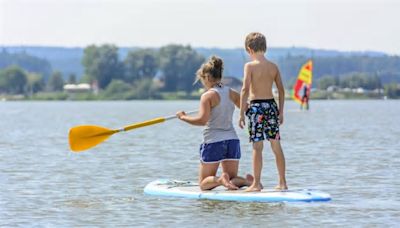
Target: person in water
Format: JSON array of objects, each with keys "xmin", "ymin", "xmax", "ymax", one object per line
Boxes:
[
  {"xmin": 301, "ymin": 83, "xmax": 310, "ymax": 110},
  {"xmin": 239, "ymin": 32, "xmax": 288, "ymax": 191},
  {"xmin": 176, "ymin": 56, "xmax": 253, "ymax": 191}
]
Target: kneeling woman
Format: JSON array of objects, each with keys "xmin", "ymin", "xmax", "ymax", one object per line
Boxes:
[{"xmin": 176, "ymin": 56, "xmax": 252, "ymax": 190}]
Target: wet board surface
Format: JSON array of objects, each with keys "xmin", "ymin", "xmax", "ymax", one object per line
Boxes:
[{"xmin": 144, "ymin": 179, "xmax": 331, "ymax": 203}]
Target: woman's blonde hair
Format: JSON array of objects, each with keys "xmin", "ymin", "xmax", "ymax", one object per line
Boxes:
[{"xmin": 195, "ymin": 56, "xmax": 224, "ymax": 84}]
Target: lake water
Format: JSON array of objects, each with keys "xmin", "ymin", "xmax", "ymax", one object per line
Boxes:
[{"xmin": 0, "ymin": 100, "xmax": 399, "ymax": 227}]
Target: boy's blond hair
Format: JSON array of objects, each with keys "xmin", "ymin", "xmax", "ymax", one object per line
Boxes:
[{"xmin": 245, "ymin": 32, "xmax": 267, "ymax": 53}]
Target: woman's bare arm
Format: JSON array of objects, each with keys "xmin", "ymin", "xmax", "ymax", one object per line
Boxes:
[{"xmin": 177, "ymin": 92, "xmax": 212, "ymax": 126}]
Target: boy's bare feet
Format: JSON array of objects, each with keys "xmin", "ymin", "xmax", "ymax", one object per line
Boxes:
[
  {"xmin": 244, "ymin": 183, "xmax": 262, "ymax": 192},
  {"xmin": 274, "ymin": 184, "xmax": 288, "ymax": 191},
  {"xmin": 245, "ymin": 174, "xmax": 264, "ymax": 189},
  {"xmin": 219, "ymin": 173, "xmax": 239, "ymax": 190}
]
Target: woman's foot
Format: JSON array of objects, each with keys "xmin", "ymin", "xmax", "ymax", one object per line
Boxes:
[{"xmin": 219, "ymin": 173, "xmax": 238, "ymax": 190}]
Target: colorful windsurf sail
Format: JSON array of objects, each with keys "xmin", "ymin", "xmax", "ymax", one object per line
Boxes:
[{"xmin": 292, "ymin": 60, "xmax": 313, "ymax": 104}]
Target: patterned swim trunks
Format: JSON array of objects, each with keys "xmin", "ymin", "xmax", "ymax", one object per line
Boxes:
[{"xmin": 246, "ymin": 99, "xmax": 280, "ymax": 142}]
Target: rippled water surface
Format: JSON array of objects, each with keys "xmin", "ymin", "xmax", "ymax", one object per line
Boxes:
[{"xmin": 1, "ymin": 100, "xmax": 399, "ymax": 227}]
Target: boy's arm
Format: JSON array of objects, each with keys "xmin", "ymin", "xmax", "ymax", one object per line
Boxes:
[
  {"xmin": 176, "ymin": 92, "xmax": 211, "ymax": 126},
  {"xmin": 239, "ymin": 63, "xmax": 251, "ymax": 128},
  {"xmin": 274, "ymin": 68, "xmax": 285, "ymax": 125},
  {"xmin": 229, "ymin": 88, "xmax": 240, "ymax": 108}
]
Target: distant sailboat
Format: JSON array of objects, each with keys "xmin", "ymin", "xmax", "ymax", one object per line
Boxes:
[{"xmin": 292, "ymin": 60, "xmax": 313, "ymax": 110}]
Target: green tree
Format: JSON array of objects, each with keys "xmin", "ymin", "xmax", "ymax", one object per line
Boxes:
[
  {"xmin": 79, "ymin": 74, "xmax": 92, "ymax": 84},
  {"xmin": 47, "ymin": 71, "xmax": 65, "ymax": 91},
  {"xmin": 27, "ymin": 73, "xmax": 44, "ymax": 94},
  {"xmin": 159, "ymin": 45, "xmax": 204, "ymax": 92},
  {"xmin": 340, "ymin": 73, "xmax": 382, "ymax": 89},
  {"xmin": 68, "ymin": 73, "xmax": 77, "ymax": 84},
  {"xmin": 132, "ymin": 78, "xmax": 158, "ymax": 99},
  {"xmin": 0, "ymin": 65, "xmax": 28, "ymax": 94},
  {"xmin": 102, "ymin": 79, "xmax": 132, "ymax": 99},
  {"xmin": 318, "ymin": 75, "xmax": 338, "ymax": 90},
  {"xmin": 124, "ymin": 49, "xmax": 158, "ymax": 83},
  {"xmin": 82, "ymin": 44, "xmax": 123, "ymax": 89},
  {"xmin": 366, "ymin": 74, "xmax": 382, "ymax": 90},
  {"xmin": 384, "ymin": 83, "xmax": 400, "ymax": 98}
]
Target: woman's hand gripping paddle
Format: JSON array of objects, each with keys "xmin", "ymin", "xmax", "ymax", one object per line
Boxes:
[{"xmin": 69, "ymin": 110, "xmax": 197, "ymax": 152}]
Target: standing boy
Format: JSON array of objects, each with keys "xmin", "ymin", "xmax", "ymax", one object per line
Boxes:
[{"xmin": 239, "ymin": 32, "xmax": 288, "ymax": 191}]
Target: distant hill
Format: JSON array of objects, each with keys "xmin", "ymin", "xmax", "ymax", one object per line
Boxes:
[
  {"xmin": 1, "ymin": 46, "xmax": 397, "ymax": 84},
  {"xmin": 1, "ymin": 46, "xmax": 85, "ymax": 77},
  {"xmin": 0, "ymin": 49, "xmax": 52, "ymax": 79},
  {"xmin": 195, "ymin": 47, "xmax": 389, "ymax": 81}
]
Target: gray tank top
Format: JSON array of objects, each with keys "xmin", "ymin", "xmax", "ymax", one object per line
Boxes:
[{"xmin": 203, "ymin": 85, "xmax": 239, "ymax": 144}]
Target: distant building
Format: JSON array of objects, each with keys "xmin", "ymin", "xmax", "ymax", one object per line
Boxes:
[
  {"xmin": 327, "ymin": 85, "xmax": 339, "ymax": 92},
  {"xmin": 353, "ymin": 88, "xmax": 365, "ymax": 94},
  {"xmin": 63, "ymin": 83, "xmax": 91, "ymax": 93},
  {"xmin": 372, "ymin": 88, "xmax": 384, "ymax": 94}
]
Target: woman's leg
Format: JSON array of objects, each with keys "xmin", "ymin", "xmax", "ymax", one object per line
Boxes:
[{"xmin": 199, "ymin": 162, "xmax": 238, "ymax": 190}]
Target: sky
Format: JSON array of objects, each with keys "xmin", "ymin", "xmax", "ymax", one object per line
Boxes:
[{"xmin": 1, "ymin": 0, "xmax": 399, "ymax": 54}]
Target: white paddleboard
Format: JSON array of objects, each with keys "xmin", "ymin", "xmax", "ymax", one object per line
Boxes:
[{"xmin": 144, "ymin": 179, "xmax": 331, "ymax": 202}]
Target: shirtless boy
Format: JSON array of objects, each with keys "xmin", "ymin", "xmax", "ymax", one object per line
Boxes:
[{"xmin": 239, "ymin": 32, "xmax": 288, "ymax": 192}]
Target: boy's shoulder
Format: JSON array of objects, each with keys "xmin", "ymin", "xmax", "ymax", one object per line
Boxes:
[
  {"xmin": 245, "ymin": 59, "xmax": 279, "ymax": 70},
  {"xmin": 264, "ymin": 58, "xmax": 279, "ymax": 69},
  {"xmin": 244, "ymin": 61, "xmax": 256, "ymax": 68},
  {"xmin": 244, "ymin": 60, "xmax": 260, "ymax": 70}
]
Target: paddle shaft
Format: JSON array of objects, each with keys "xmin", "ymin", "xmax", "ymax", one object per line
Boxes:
[
  {"xmin": 69, "ymin": 110, "xmax": 198, "ymax": 152},
  {"xmin": 120, "ymin": 110, "xmax": 197, "ymax": 132}
]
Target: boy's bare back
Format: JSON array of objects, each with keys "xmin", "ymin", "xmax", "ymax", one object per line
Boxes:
[
  {"xmin": 239, "ymin": 32, "xmax": 287, "ymax": 192},
  {"xmin": 246, "ymin": 58, "xmax": 280, "ymax": 100}
]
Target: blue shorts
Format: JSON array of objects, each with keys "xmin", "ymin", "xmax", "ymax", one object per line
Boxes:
[{"xmin": 199, "ymin": 139, "xmax": 241, "ymax": 163}]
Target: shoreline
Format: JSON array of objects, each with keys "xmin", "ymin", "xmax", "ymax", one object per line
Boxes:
[
  {"xmin": 0, "ymin": 90, "xmax": 394, "ymax": 101},
  {"xmin": 0, "ymin": 96, "xmax": 394, "ymax": 102}
]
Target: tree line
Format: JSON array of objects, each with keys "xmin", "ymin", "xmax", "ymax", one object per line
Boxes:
[
  {"xmin": 0, "ymin": 50, "xmax": 71, "ymax": 95},
  {"xmin": 0, "ymin": 65, "xmax": 68, "ymax": 95},
  {"xmin": 1, "ymin": 45, "xmax": 400, "ymax": 99},
  {"xmin": 0, "ymin": 44, "xmax": 205, "ymax": 98},
  {"xmin": 277, "ymin": 55, "xmax": 400, "ymax": 86},
  {"xmin": 277, "ymin": 55, "xmax": 400, "ymax": 98},
  {"xmin": 317, "ymin": 73, "xmax": 382, "ymax": 90},
  {"xmin": 81, "ymin": 44, "xmax": 204, "ymax": 92}
]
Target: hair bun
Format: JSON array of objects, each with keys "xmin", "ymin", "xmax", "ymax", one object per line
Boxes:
[{"xmin": 210, "ymin": 56, "xmax": 223, "ymax": 70}]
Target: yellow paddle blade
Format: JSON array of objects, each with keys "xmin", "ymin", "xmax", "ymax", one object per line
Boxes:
[{"xmin": 69, "ymin": 125, "xmax": 118, "ymax": 152}]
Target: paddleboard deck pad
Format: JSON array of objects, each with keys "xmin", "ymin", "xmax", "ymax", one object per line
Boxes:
[{"xmin": 144, "ymin": 179, "xmax": 331, "ymax": 202}]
